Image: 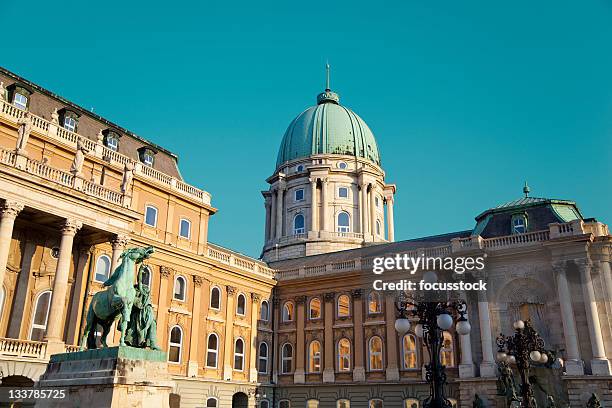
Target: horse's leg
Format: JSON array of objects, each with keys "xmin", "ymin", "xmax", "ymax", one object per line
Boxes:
[
  {"xmin": 87, "ymin": 316, "xmax": 98, "ymax": 350},
  {"xmin": 119, "ymin": 303, "xmax": 130, "ymax": 346},
  {"xmin": 80, "ymin": 306, "xmax": 94, "ymax": 351},
  {"xmin": 100, "ymin": 321, "xmax": 111, "ymax": 348}
]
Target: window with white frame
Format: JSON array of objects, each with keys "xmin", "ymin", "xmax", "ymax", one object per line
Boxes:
[
  {"xmin": 30, "ymin": 290, "xmax": 52, "ymax": 341},
  {"xmin": 206, "ymin": 397, "xmax": 218, "ymax": 407},
  {"xmin": 402, "ymin": 334, "xmax": 417, "ymax": 369},
  {"xmin": 144, "ymin": 205, "xmax": 158, "ymax": 227},
  {"xmin": 294, "ymin": 188, "xmax": 304, "ymax": 201},
  {"xmin": 338, "ymin": 186, "xmax": 349, "ymax": 198},
  {"xmin": 511, "ymin": 214, "xmax": 527, "ymax": 234},
  {"xmin": 338, "ymin": 338, "xmax": 351, "ymax": 371},
  {"xmin": 179, "ymin": 218, "xmax": 191, "ymax": 239},
  {"xmin": 95, "ymin": 254, "xmax": 111, "ymax": 283},
  {"xmin": 337, "ymin": 294, "xmax": 350, "ymax": 317},
  {"xmin": 309, "ymin": 298, "xmax": 321, "ymax": 319},
  {"xmin": 236, "ymin": 293, "xmax": 246, "ymax": 316},
  {"xmin": 13, "ymin": 93, "xmax": 28, "ymax": 110},
  {"xmin": 307, "ymin": 400, "xmax": 319, "ymax": 408},
  {"xmin": 337, "ymin": 212, "xmax": 350, "ymax": 233},
  {"xmin": 173, "ymin": 276, "xmax": 186, "ymax": 301},
  {"xmin": 279, "ymin": 400, "xmax": 290, "ymax": 408},
  {"xmin": 104, "ymin": 131, "xmax": 120, "ymax": 151},
  {"xmin": 63, "ymin": 116, "xmax": 77, "ymax": 132},
  {"xmin": 375, "ymin": 196, "xmax": 380, "ymax": 207},
  {"xmin": 260, "ymin": 300, "xmax": 269, "ymax": 321},
  {"xmin": 441, "ymin": 332, "xmax": 454, "ymax": 367},
  {"xmin": 234, "ymin": 338, "xmax": 245, "ymax": 371},
  {"xmin": 337, "ymin": 161, "xmax": 348, "ymax": 169},
  {"xmin": 258, "ymin": 342, "xmax": 269, "ymax": 373},
  {"xmin": 337, "ymin": 400, "xmax": 350, "ymax": 408},
  {"xmin": 210, "ymin": 286, "xmax": 221, "ymax": 309},
  {"xmin": 369, "ymin": 399, "xmax": 383, "ymax": 408},
  {"xmin": 206, "ymin": 333, "xmax": 218, "ymax": 368},
  {"xmin": 308, "ymin": 341, "xmax": 322, "ymax": 373},
  {"xmin": 281, "ymin": 343, "xmax": 293, "ymax": 373},
  {"xmin": 293, "ymin": 213, "xmax": 305, "ymax": 234},
  {"xmin": 282, "ymin": 302, "xmax": 294, "ymax": 322},
  {"xmin": 168, "ymin": 326, "xmax": 182, "ymax": 363},
  {"xmin": 405, "ymin": 399, "xmax": 419, "ymax": 408},
  {"xmin": 368, "ymin": 336, "xmax": 383, "ymax": 371}
]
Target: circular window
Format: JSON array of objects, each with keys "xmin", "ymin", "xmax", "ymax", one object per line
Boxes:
[
  {"xmin": 338, "ymin": 162, "xmax": 348, "ymax": 169},
  {"xmin": 50, "ymin": 247, "xmax": 60, "ymax": 259}
]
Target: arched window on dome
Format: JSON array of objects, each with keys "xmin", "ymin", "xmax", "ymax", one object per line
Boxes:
[
  {"xmin": 293, "ymin": 213, "xmax": 305, "ymax": 235},
  {"xmin": 337, "ymin": 212, "xmax": 350, "ymax": 233}
]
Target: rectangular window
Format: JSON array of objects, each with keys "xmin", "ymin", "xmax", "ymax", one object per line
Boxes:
[
  {"xmin": 144, "ymin": 206, "xmax": 158, "ymax": 227},
  {"xmin": 106, "ymin": 137, "xmax": 119, "ymax": 151},
  {"xmin": 295, "ymin": 188, "xmax": 304, "ymax": 201},
  {"xmin": 64, "ymin": 116, "xmax": 76, "ymax": 132},
  {"xmin": 143, "ymin": 153, "xmax": 154, "ymax": 166},
  {"xmin": 179, "ymin": 218, "xmax": 191, "ymax": 239},
  {"xmin": 338, "ymin": 187, "xmax": 349, "ymax": 198},
  {"xmin": 13, "ymin": 93, "xmax": 27, "ymax": 110}
]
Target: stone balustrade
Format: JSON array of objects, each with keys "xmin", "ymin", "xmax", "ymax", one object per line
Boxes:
[
  {"xmin": 0, "ymin": 99, "xmax": 212, "ymax": 206},
  {"xmin": 0, "ymin": 337, "xmax": 47, "ymax": 359},
  {"xmin": 206, "ymin": 244, "xmax": 275, "ymax": 279}
]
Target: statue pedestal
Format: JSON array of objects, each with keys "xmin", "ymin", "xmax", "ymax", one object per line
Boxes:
[{"xmin": 35, "ymin": 346, "xmax": 174, "ymax": 408}]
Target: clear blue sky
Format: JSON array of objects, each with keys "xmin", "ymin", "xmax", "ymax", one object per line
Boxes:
[{"xmin": 4, "ymin": 1, "xmax": 612, "ymax": 258}]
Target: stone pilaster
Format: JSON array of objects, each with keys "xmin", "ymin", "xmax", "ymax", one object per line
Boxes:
[
  {"xmin": 384, "ymin": 294, "xmax": 399, "ymax": 381},
  {"xmin": 309, "ymin": 178, "xmax": 318, "ymax": 232},
  {"xmin": 223, "ymin": 285, "xmax": 236, "ymax": 380},
  {"xmin": 351, "ymin": 289, "xmax": 365, "ymax": 381},
  {"xmin": 360, "ymin": 184, "xmax": 368, "ymax": 235},
  {"xmin": 320, "ymin": 178, "xmax": 328, "ymax": 232},
  {"xmin": 323, "ymin": 292, "xmax": 335, "ymax": 383},
  {"xmin": 477, "ymin": 291, "xmax": 496, "ymax": 377},
  {"xmin": 294, "ymin": 295, "xmax": 306, "ymax": 383},
  {"xmin": 385, "ymin": 196, "xmax": 395, "ymax": 242},
  {"xmin": 275, "ymin": 183, "xmax": 285, "ymax": 238},
  {"xmin": 249, "ymin": 292, "xmax": 261, "ymax": 382},
  {"xmin": 187, "ymin": 275, "xmax": 204, "ymax": 377},
  {"xmin": 458, "ymin": 312, "xmax": 475, "ymax": 378},
  {"xmin": 157, "ymin": 266, "xmax": 173, "ymax": 347}
]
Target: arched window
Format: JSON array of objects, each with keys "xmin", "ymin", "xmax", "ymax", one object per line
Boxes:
[
  {"xmin": 309, "ymin": 298, "xmax": 321, "ymax": 319},
  {"xmin": 376, "ymin": 220, "xmax": 382, "ymax": 236},
  {"xmin": 141, "ymin": 266, "xmax": 151, "ymax": 287},
  {"xmin": 179, "ymin": 218, "xmax": 191, "ymax": 239},
  {"xmin": 337, "ymin": 212, "xmax": 350, "ymax": 233},
  {"xmin": 338, "ymin": 338, "xmax": 351, "ymax": 371},
  {"xmin": 337, "ymin": 400, "xmax": 350, "ymax": 408},
  {"xmin": 368, "ymin": 292, "xmax": 382, "ymax": 314},
  {"xmin": 206, "ymin": 397, "xmax": 218, "ymax": 407},
  {"xmin": 258, "ymin": 342, "xmax": 269, "ymax": 373},
  {"xmin": 369, "ymin": 399, "xmax": 383, "ymax": 408},
  {"xmin": 206, "ymin": 333, "xmax": 219, "ymax": 368},
  {"xmin": 337, "ymin": 294, "xmax": 350, "ymax": 317},
  {"xmin": 402, "ymin": 334, "xmax": 417, "ymax": 369},
  {"xmin": 234, "ymin": 338, "xmax": 245, "ymax": 371},
  {"xmin": 260, "ymin": 300, "xmax": 269, "ymax": 321},
  {"xmin": 168, "ymin": 326, "xmax": 183, "ymax": 363},
  {"xmin": 95, "ymin": 254, "xmax": 111, "ymax": 282},
  {"xmin": 144, "ymin": 205, "xmax": 158, "ymax": 227},
  {"xmin": 281, "ymin": 343, "xmax": 293, "ymax": 373},
  {"xmin": 173, "ymin": 276, "xmax": 186, "ymax": 301},
  {"xmin": 404, "ymin": 399, "xmax": 419, "ymax": 408},
  {"xmin": 30, "ymin": 290, "xmax": 52, "ymax": 341},
  {"xmin": 307, "ymin": 400, "xmax": 319, "ymax": 408},
  {"xmin": 210, "ymin": 286, "xmax": 221, "ymax": 310},
  {"xmin": 260, "ymin": 400, "xmax": 270, "ymax": 408},
  {"xmin": 282, "ymin": 302, "xmax": 294, "ymax": 322},
  {"xmin": 368, "ymin": 336, "xmax": 383, "ymax": 371},
  {"xmin": 236, "ymin": 293, "xmax": 246, "ymax": 316},
  {"xmin": 441, "ymin": 332, "xmax": 454, "ymax": 367},
  {"xmin": 293, "ymin": 213, "xmax": 305, "ymax": 234},
  {"xmin": 279, "ymin": 400, "xmax": 290, "ymax": 408},
  {"xmin": 308, "ymin": 340, "xmax": 322, "ymax": 373}
]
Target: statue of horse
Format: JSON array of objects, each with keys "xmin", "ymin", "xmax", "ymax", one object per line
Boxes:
[{"xmin": 80, "ymin": 246, "xmax": 155, "ymax": 350}]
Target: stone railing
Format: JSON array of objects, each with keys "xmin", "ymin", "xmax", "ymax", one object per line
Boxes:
[
  {"xmin": 206, "ymin": 244, "xmax": 275, "ymax": 279},
  {"xmin": 482, "ymin": 230, "xmax": 550, "ymax": 249},
  {"xmin": 0, "ymin": 99, "xmax": 212, "ymax": 206},
  {"xmin": 64, "ymin": 344, "xmax": 80, "ymax": 353},
  {"xmin": 0, "ymin": 338, "xmax": 47, "ymax": 359}
]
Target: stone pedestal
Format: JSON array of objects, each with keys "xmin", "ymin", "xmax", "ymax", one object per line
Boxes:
[{"xmin": 35, "ymin": 346, "xmax": 174, "ymax": 408}]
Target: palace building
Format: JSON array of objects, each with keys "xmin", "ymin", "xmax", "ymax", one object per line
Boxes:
[{"xmin": 0, "ymin": 66, "xmax": 611, "ymax": 407}]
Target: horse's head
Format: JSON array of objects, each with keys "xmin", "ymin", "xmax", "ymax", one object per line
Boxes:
[{"xmin": 121, "ymin": 246, "xmax": 155, "ymax": 263}]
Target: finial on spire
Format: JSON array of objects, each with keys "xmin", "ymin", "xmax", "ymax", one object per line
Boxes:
[
  {"xmin": 523, "ymin": 181, "xmax": 530, "ymax": 198},
  {"xmin": 325, "ymin": 61, "xmax": 331, "ymax": 91}
]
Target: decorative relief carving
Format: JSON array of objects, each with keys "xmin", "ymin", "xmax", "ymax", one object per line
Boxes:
[
  {"xmin": 111, "ymin": 234, "xmax": 130, "ymax": 250},
  {"xmin": 0, "ymin": 201, "xmax": 24, "ymax": 219},
  {"xmin": 324, "ymin": 292, "xmax": 336, "ymax": 302},
  {"xmin": 251, "ymin": 293, "xmax": 261, "ymax": 303},
  {"xmin": 61, "ymin": 219, "xmax": 82, "ymax": 235},
  {"xmin": 193, "ymin": 275, "xmax": 204, "ymax": 287},
  {"xmin": 350, "ymin": 288, "xmax": 363, "ymax": 299},
  {"xmin": 295, "ymin": 295, "xmax": 306, "ymax": 304},
  {"xmin": 226, "ymin": 285, "xmax": 236, "ymax": 295},
  {"xmin": 160, "ymin": 266, "xmax": 173, "ymax": 278}
]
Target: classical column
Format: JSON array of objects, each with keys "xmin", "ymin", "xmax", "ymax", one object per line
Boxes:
[
  {"xmin": 275, "ymin": 187, "xmax": 284, "ymax": 238},
  {"xmin": 310, "ymin": 178, "xmax": 318, "ymax": 232},
  {"xmin": 0, "ymin": 201, "xmax": 24, "ymax": 289},
  {"xmin": 294, "ymin": 296, "xmax": 306, "ymax": 383},
  {"xmin": 223, "ymin": 285, "xmax": 236, "ymax": 380},
  {"xmin": 477, "ymin": 291, "xmax": 496, "ymax": 377},
  {"xmin": 7, "ymin": 238, "xmax": 36, "ymax": 338},
  {"xmin": 64, "ymin": 248, "xmax": 91, "ymax": 345},
  {"xmin": 553, "ymin": 262, "xmax": 584, "ymax": 375},
  {"xmin": 187, "ymin": 276, "xmax": 204, "ymax": 377},
  {"xmin": 369, "ymin": 186, "xmax": 376, "ymax": 238},
  {"xmin": 157, "ymin": 266, "xmax": 172, "ymax": 346},
  {"xmin": 458, "ymin": 312, "xmax": 475, "ymax": 378},
  {"xmin": 323, "ymin": 292, "xmax": 335, "ymax": 383},
  {"xmin": 386, "ymin": 196, "xmax": 395, "ymax": 242},
  {"xmin": 270, "ymin": 190, "xmax": 277, "ymax": 241},
  {"xmin": 45, "ymin": 218, "xmax": 82, "ymax": 354},
  {"xmin": 110, "ymin": 234, "xmax": 130, "ymax": 273},
  {"xmin": 577, "ymin": 260, "xmax": 611, "ymax": 375},
  {"xmin": 264, "ymin": 199, "xmax": 271, "ymax": 243},
  {"xmin": 360, "ymin": 184, "xmax": 369, "ymax": 235},
  {"xmin": 249, "ymin": 293, "xmax": 261, "ymax": 382},
  {"xmin": 321, "ymin": 178, "xmax": 328, "ymax": 232},
  {"xmin": 352, "ymin": 289, "xmax": 365, "ymax": 381},
  {"xmin": 384, "ymin": 294, "xmax": 400, "ymax": 380}
]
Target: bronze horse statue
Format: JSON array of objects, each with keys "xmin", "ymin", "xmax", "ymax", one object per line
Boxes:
[{"xmin": 80, "ymin": 246, "xmax": 154, "ymax": 350}]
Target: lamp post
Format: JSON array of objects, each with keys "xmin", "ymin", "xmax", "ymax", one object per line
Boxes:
[
  {"xmin": 496, "ymin": 320, "xmax": 547, "ymax": 408},
  {"xmin": 394, "ymin": 272, "xmax": 471, "ymax": 408}
]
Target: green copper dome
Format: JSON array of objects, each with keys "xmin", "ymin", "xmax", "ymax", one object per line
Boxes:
[{"xmin": 276, "ymin": 87, "xmax": 381, "ymax": 168}]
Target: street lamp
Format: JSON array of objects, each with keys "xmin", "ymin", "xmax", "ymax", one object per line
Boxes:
[
  {"xmin": 394, "ymin": 278, "xmax": 470, "ymax": 408},
  {"xmin": 496, "ymin": 320, "xmax": 547, "ymax": 408}
]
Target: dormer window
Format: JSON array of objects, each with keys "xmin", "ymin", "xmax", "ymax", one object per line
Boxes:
[
  {"xmin": 13, "ymin": 93, "xmax": 28, "ymax": 110},
  {"xmin": 296, "ymin": 164, "xmax": 304, "ymax": 172},
  {"xmin": 138, "ymin": 147, "xmax": 157, "ymax": 167},
  {"xmin": 511, "ymin": 214, "xmax": 527, "ymax": 234},
  {"xmin": 7, "ymin": 85, "xmax": 32, "ymax": 110},
  {"xmin": 59, "ymin": 109, "xmax": 79, "ymax": 133},
  {"xmin": 102, "ymin": 130, "xmax": 121, "ymax": 151}
]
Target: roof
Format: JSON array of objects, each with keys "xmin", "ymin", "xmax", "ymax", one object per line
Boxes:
[{"xmin": 475, "ymin": 196, "xmax": 583, "ymax": 221}]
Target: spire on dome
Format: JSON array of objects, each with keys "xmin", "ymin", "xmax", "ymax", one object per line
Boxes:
[{"xmin": 317, "ymin": 62, "xmax": 340, "ymax": 105}]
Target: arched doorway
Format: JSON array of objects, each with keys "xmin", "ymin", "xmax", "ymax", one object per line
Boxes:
[{"xmin": 232, "ymin": 392, "xmax": 248, "ymax": 408}]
